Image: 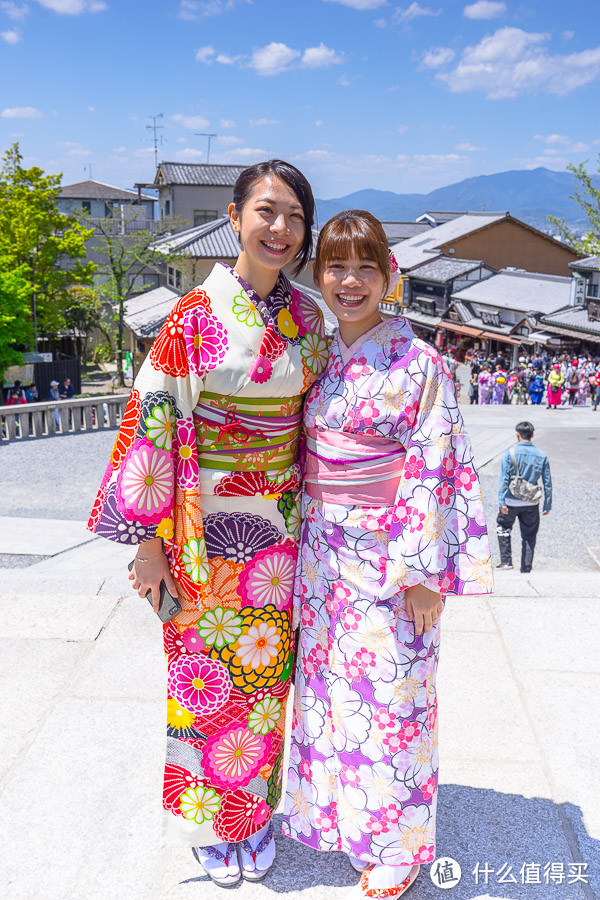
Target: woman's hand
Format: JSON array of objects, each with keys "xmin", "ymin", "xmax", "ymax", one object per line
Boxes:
[
  {"xmin": 404, "ymin": 583, "xmax": 443, "ymax": 636},
  {"xmin": 128, "ymin": 537, "xmax": 179, "ymax": 614}
]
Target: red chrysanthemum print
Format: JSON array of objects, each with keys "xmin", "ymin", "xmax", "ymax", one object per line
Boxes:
[
  {"xmin": 116, "ymin": 438, "xmax": 173, "ymax": 525},
  {"xmin": 150, "ymin": 299, "xmax": 194, "ymax": 377},
  {"xmin": 249, "ymin": 355, "xmax": 273, "ymax": 384},
  {"xmin": 87, "ymin": 482, "xmax": 107, "ymax": 532},
  {"xmin": 168, "ymin": 654, "xmax": 232, "ymax": 715},
  {"xmin": 214, "ymin": 470, "xmax": 296, "ymax": 498},
  {"xmin": 184, "ymin": 307, "xmax": 228, "ymax": 376},
  {"xmin": 163, "ymin": 764, "xmax": 206, "ymax": 815},
  {"xmin": 163, "ymin": 620, "xmax": 188, "ymax": 666},
  {"xmin": 260, "ymin": 326, "xmax": 286, "ymax": 362},
  {"xmin": 290, "ymin": 289, "xmax": 323, "ymax": 337},
  {"xmin": 213, "ymin": 790, "xmax": 272, "ymax": 841},
  {"xmin": 111, "ymin": 387, "xmax": 141, "ymax": 468},
  {"xmin": 203, "ymin": 726, "xmax": 267, "ymax": 789}
]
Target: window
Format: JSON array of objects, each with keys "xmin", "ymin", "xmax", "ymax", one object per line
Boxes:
[
  {"xmin": 417, "ymin": 299, "xmax": 436, "ymax": 316},
  {"xmin": 165, "ymin": 199, "xmax": 171, "ymax": 216},
  {"xmin": 176, "ymin": 269, "xmax": 182, "ymax": 290},
  {"xmin": 168, "ymin": 267, "xmax": 182, "ymax": 290},
  {"xmin": 82, "ymin": 200, "xmax": 91, "ymax": 214},
  {"xmin": 588, "ymin": 283, "xmax": 599, "ymax": 298},
  {"xmin": 194, "ymin": 209, "xmax": 218, "ymax": 226}
]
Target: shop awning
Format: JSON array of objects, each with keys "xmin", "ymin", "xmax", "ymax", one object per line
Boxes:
[
  {"xmin": 479, "ymin": 331, "xmax": 522, "ymax": 345},
  {"xmin": 439, "ymin": 322, "xmax": 483, "ymax": 338}
]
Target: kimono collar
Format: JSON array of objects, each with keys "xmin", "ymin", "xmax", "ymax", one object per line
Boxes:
[
  {"xmin": 218, "ymin": 262, "xmax": 293, "ymax": 333},
  {"xmin": 335, "ymin": 316, "xmax": 414, "ymax": 364}
]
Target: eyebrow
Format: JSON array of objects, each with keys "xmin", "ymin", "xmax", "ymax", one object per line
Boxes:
[{"xmin": 255, "ymin": 196, "xmax": 303, "ymax": 210}]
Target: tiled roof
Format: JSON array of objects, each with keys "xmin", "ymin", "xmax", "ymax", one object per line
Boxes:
[
  {"xmin": 59, "ymin": 180, "xmax": 155, "ymax": 202},
  {"xmin": 381, "ymin": 222, "xmax": 432, "ymax": 243},
  {"xmin": 452, "ymin": 270, "xmax": 571, "ymax": 315},
  {"xmin": 410, "ymin": 257, "xmax": 486, "ymax": 283},
  {"xmin": 153, "ymin": 216, "xmax": 240, "ymax": 258},
  {"xmin": 390, "ymin": 213, "xmax": 507, "ymax": 271},
  {"xmin": 569, "ymin": 255, "xmax": 600, "ymax": 272},
  {"xmin": 155, "ymin": 162, "xmax": 246, "ymax": 187},
  {"xmin": 540, "ymin": 305, "xmax": 600, "ymax": 337},
  {"xmin": 124, "ymin": 286, "xmax": 180, "ymax": 339}
]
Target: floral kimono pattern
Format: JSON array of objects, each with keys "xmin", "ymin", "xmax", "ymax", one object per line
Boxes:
[
  {"xmin": 88, "ymin": 262, "xmax": 327, "ymax": 847},
  {"xmin": 477, "ymin": 370, "xmax": 492, "ymax": 405},
  {"xmin": 282, "ymin": 317, "xmax": 493, "ymax": 867}
]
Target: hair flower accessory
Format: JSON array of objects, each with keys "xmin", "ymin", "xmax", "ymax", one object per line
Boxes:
[{"xmin": 384, "ymin": 250, "xmax": 402, "ymax": 297}]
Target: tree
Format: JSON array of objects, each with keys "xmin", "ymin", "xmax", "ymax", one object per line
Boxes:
[
  {"xmin": 0, "ymin": 263, "xmax": 33, "ymax": 380},
  {"xmin": 0, "ymin": 143, "xmax": 96, "ymax": 340},
  {"xmin": 548, "ymin": 154, "xmax": 600, "ymax": 258},
  {"xmin": 82, "ymin": 208, "xmax": 186, "ymax": 386},
  {"xmin": 63, "ymin": 285, "xmax": 114, "ymax": 365}
]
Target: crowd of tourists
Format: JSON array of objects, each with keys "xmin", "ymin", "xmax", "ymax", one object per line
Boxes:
[
  {"xmin": 3, "ymin": 377, "xmax": 74, "ymax": 405},
  {"xmin": 467, "ymin": 351, "xmax": 600, "ymax": 409}
]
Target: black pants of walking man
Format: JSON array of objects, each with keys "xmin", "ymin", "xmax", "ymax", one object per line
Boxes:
[{"xmin": 496, "ymin": 505, "xmax": 540, "ymax": 572}]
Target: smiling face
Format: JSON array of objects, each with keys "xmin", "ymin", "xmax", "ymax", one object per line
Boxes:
[
  {"xmin": 229, "ymin": 175, "xmax": 306, "ymax": 282},
  {"xmin": 316, "ymin": 253, "xmax": 386, "ymax": 343}
]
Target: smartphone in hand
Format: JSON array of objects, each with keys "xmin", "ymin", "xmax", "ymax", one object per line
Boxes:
[{"xmin": 128, "ymin": 560, "xmax": 182, "ymax": 623}]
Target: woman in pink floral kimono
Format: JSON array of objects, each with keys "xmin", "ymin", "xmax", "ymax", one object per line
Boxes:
[{"xmin": 282, "ymin": 211, "xmax": 493, "ymax": 899}]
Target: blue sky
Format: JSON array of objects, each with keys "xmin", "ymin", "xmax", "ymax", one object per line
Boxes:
[{"xmin": 1, "ymin": 0, "xmax": 599, "ymax": 198}]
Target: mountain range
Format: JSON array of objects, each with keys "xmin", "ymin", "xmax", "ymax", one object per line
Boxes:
[{"xmin": 315, "ymin": 167, "xmax": 587, "ymax": 231}]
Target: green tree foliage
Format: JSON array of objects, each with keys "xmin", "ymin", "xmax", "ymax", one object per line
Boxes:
[
  {"xmin": 0, "ymin": 143, "xmax": 96, "ymax": 337},
  {"xmin": 0, "ymin": 263, "xmax": 33, "ymax": 380},
  {"xmin": 63, "ymin": 285, "xmax": 114, "ymax": 365},
  {"xmin": 548, "ymin": 154, "xmax": 600, "ymax": 259}
]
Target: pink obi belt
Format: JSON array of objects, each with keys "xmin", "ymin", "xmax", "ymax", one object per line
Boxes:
[{"xmin": 304, "ymin": 427, "xmax": 406, "ymax": 506}]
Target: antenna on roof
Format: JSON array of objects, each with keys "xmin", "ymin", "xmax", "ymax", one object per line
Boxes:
[
  {"xmin": 195, "ymin": 132, "xmax": 217, "ymax": 164},
  {"xmin": 84, "ymin": 163, "xmax": 94, "ymax": 180},
  {"xmin": 146, "ymin": 114, "xmax": 164, "ymax": 169}
]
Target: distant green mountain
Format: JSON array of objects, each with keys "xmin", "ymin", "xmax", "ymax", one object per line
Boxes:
[{"xmin": 315, "ymin": 167, "xmax": 586, "ymax": 230}]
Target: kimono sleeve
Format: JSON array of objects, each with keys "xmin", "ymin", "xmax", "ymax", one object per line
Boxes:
[
  {"xmin": 381, "ymin": 352, "xmax": 493, "ymax": 600},
  {"xmin": 86, "ymin": 291, "xmax": 219, "ymax": 561}
]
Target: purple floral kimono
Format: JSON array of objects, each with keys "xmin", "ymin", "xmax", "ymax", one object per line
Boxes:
[{"xmin": 282, "ymin": 316, "xmax": 493, "ymax": 867}]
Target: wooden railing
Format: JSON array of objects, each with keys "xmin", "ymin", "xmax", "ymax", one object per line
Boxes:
[{"xmin": 0, "ymin": 393, "xmax": 129, "ymax": 442}]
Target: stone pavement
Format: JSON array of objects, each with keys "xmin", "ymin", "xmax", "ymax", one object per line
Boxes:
[{"xmin": 0, "ymin": 406, "xmax": 598, "ymax": 899}]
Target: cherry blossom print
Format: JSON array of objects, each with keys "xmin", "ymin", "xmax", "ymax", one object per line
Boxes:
[
  {"xmin": 203, "ymin": 725, "xmax": 267, "ymax": 789},
  {"xmin": 249, "ymin": 354, "xmax": 273, "ymax": 384},
  {"xmin": 238, "ymin": 542, "xmax": 296, "ymax": 610},
  {"xmin": 404, "ymin": 454, "xmax": 425, "ymax": 480},
  {"xmin": 455, "ymin": 466, "xmax": 477, "ymax": 491},
  {"xmin": 404, "ymin": 401, "xmax": 419, "ymax": 428},
  {"xmin": 168, "ymin": 654, "xmax": 231, "ymax": 716},
  {"xmin": 116, "ymin": 439, "xmax": 173, "ymax": 525},
  {"xmin": 174, "ymin": 419, "xmax": 199, "ymax": 489},
  {"xmin": 435, "ymin": 482, "xmax": 455, "ymax": 506},
  {"xmin": 348, "ymin": 356, "xmax": 371, "ymax": 380},
  {"xmin": 184, "ymin": 306, "xmax": 228, "ymax": 376}
]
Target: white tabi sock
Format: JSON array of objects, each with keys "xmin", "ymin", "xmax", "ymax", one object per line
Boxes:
[
  {"xmin": 368, "ymin": 863, "xmax": 413, "ymax": 888},
  {"xmin": 238, "ymin": 821, "xmax": 276, "ymax": 874}
]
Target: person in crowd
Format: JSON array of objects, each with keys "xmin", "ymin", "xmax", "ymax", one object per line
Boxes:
[
  {"xmin": 491, "ymin": 364, "xmax": 507, "ymax": 405},
  {"xmin": 478, "ymin": 364, "xmax": 493, "ymax": 404},
  {"xmin": 469, "ymin": 372, "xmax": 479, "ymax": 404},
  {"xmin": 59, "ymin": 377, "xmax": 74, "ymax": 400},
  {"xmin": 547, "ymin": 364, "xmax": 564, "ymax": 409},
  {"xmin": 529, "ymin": 373, "xmax": 545, "ymax": 405},
  {"xmin": 577, "ymin": 370, "xmax": 590, "ymax": 406},
  {"xmin": 496, "ymin": 421, "xmax": 551, "ymax": 572},
  {"xmin": 86, "ymin": 160, "xmax": 327, "ymax": 887},
  {"xmin": 49, "ymin": 380, "xmax": 61, "ymax": 426},
  {"xmin": 590, "ymin": 366, "xmax": 600, "ymax": 411},
  {"xmin": 564, "ymin": 360, "xmax": 579, "ymax": 406},
  {"xmin": 6, "ymin": 388, "xmax": 27, "ymax": 406},
  {"xmin": 25, "ymin": 384, "xmax": 39, "ymax": 403},
  {"xmin": 282, "ymin": 210, "xmax": 492, "ymax": 900}
]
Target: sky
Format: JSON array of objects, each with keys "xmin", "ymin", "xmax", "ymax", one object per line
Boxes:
[{"xmin": 1, "ymin": 0, "xmax": 599, "ymax": 199}]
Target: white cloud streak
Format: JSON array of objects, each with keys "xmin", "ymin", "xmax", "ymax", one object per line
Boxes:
[
  {"xmin": 322, "ymin": 0, "xmax": 386, "ymax": 8},
  {"xmin": 33, "ymin": 0, "xmax": 106, "ymax": 13},
  {"xmin": 172, "ymin": 113, "xmax": 210, "ymax": 129},
  {"xmin": 1, "ymin": 27, "xmax": 20, "ymax": 41},
  {"xmin": 301, "ymin": 42, "xmax": 344, "ymax": 68},
  {"xmin": 0, "ymin": 2, "xmax": 28, "ymax": 20},
  {"xmin": 1, "ymin": 105, "xmax": 44, "ymax": 118},
  {"xmin": 394, "ymin": 3, "xmax": 442, "ymax": 23},
  {"xmin": 195, "ymin": 45, "xmax": 215, "ymax": 63},
  {"xmin": 250, "ymin": 42, "xmax": 301, "ymax": 75},
  {"xmin": 249, "ymin": 117, "xmax": 280, "ymax": 126},
  {"xmin": 421, "ymin": 46, "xmax": 455, "ymax": 68},
  {"xmin": 178, "ymin": 0, "xmax": 250, "ymax": 19},
  {"xmin": 463, "ymin": 1, "xmax": 506, "ymax": 20},
  {"xmin": 196, "ymin": 41, "xmax": 344, "ymax": 75}
]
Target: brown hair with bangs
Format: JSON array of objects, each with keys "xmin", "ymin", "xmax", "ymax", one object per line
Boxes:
[{"xmin": 314, "ymin": 209, "xmax": 390, "ymax": 294}]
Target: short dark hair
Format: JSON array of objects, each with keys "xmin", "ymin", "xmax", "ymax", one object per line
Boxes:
[
  {"xmin": 232, "ymin": 159, "xmax": 314, "ymax": 276},
  {"xmin": 516, "ymin": 421, "xmax": 534, "ymax": 440},
  {"xmin": 314, "ymin": 209, "xmax": 391, "ymax": 295}
]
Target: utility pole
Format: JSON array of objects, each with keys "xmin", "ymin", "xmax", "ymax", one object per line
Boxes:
[
  {"xmin": 146, "ymin": 114, "xmax": 164, "ymax": 168},
  {"xmin": 195, "ymin": 132, "xmax": 217, "ymax": 164},
  {"xmin": 84, "ymin": 163, "xmax": 94, "ymax": 180}
]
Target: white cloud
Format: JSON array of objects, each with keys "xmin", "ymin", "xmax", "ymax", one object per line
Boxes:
[
  {"xmin": 534, "ymin": 133, "xmax": 589, "ymax": 153},
  {"xmin": 249, "ymin": 117, "xmax": 280, "ymax": 126},
  {"xmin": 516, "ymin": 154, "xmax": 571, "ymax": 171},
  {"xmin": 394, "ymin": 3, "xmax": 442, "ymax": 23},
  {"xmin": 0, "ymin": 2, "xmax": 29, "ymax": 20},
  {"xmin": 9, "ymin": 131, "xmax": 24, "ymax": 137},
  {"xmin": 374, "ymin": 17, "xmax": 387, "ymax": 27},
  {"xmin": 250, "ymin": 42, "xmax": 300, "ymax": 75},
  {"xmin": 178, "ymin": 0, "xmax": 250, "ymax": 19},
  {"xmin": 437, "ymin": 27, "xmax": 600, "ymax": 98},
  {"xmin": 222, "ymin": 146, "xmax": 268, "ymax": 160},
  {"xmin": 195, "ymin": 45, "xmax": 215, "ymax": 63},
  {"xmin": 217, "ymin": 135, "xmax": 244, "ymax": 145},
  {"xmin": 172, "ymin": 113, "xmax": 210, "ymax": 130},
  {"xmin": 175, "ymin": 147, "xmax": 207, "ymax": 160},
  {"xmin": 1, "ymin": 105, "xmax": 44, "ymax": 118},
  {"xmin": 57, "ymin": 140, "xmax": 91, "ymax": 157},
  {"xmin": 216, "ymin": 52, "xmax": 242, "ymax": 64},
  {"xmin": 396, "ymin": 124, "xmax": 410, "ymax": 133},
  {"xmin": 455, "ymin": 141, "xmax": 487, "ymax": 150},
  {"xmin": 562, "ymin": 30, "xmax": 575, "ymax": 41},
  {"xmin": 338, "ymin": 73, "xmax": 351, "ymax": 85},
  {"xmin": 463, "ymin": 1, "xmax": 506, "ymax": 20},
  {"xmin": 301, "ymin": 42, "xmax": 344, "ymax": 68},
  {"xmin": 88, "ymin": 105, "xmax": 95, "ymax": 112},
  {"xmin": 34, "ymin": 0, "xmax": 106, "ymax": 12},
  {"xmin": 421, "ymin": 46, "xmax": 455, "ymax": 68},
  {"xmin": 322, "ymin": 0, "xmax": 385, "ymax": 8},
  {"xmin": 220, "ymin": 118, "xmax": 236, "ymax": 128},
  {"xmin": 1, "ymin": 27, "xmax": 20, "ymax": 41},
  {"xmin": 112, "ymin": 146, "xmax": 127, "ymax": 153},
  {"xmin": 315, "ymin": 119, "xmax": 323, "ymax": 126}
]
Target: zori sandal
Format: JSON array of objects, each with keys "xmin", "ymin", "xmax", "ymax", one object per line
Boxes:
[
  {"xmin": 192, "ymin": 841, "xmax": 241, "ymax": 887},
  {"xmin": 238, "ymin": 821, "xmax": 276, "ymax": 882},
  {"xmin": 353, "ymin": 863, "xmax": 420, "ymax": 899}
]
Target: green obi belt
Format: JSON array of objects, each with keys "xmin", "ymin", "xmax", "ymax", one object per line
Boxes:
[{"xmin": 193, "ymin": 391, "xmax": 304, "ymax": 473}]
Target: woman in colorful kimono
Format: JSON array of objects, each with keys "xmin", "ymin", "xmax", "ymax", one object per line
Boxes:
[
  {"xmin": 477, "ymin": 364, "xmax": 492, "ymax": 404},
  {"xmin": 87, "ymin": 160, "xmax": 328, "ymax": 887},
  {"xmin": 547, "ymin": 363, "xmax": 564, "ymax": 409},
  {"xmin": 282, "ymin": 211, "xmax": 493, "ymax": 899},
  {"xmin": 491, "ymin": 364, "xmax": 507, "ymax": 404}
]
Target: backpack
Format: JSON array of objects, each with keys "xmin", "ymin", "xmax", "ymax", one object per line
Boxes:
[{"xmin": 509, "ymin": 447, "xmax": 543, "ymax": 504}]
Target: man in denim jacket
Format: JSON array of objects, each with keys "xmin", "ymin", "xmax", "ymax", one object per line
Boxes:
[{"xmin": 497, "ymin": 421, "xmax": 552, "ymax": 572}]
